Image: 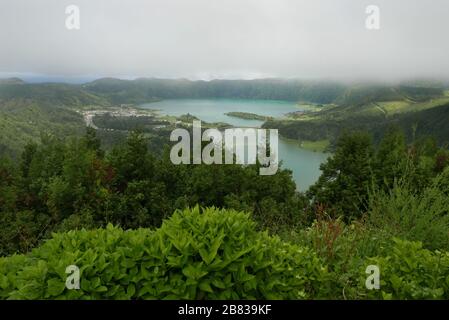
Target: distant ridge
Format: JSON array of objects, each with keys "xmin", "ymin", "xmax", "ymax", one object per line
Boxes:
[
  {"xmin": 83, "ymin": 77, "xmax": 348, "ymax": 104},
  {"xmin": 0, "ymin": 77, "xmax": 25, "ymax": 85},
  {"xmin": 1, "ymin": 77, "xmax": 446, "ymax": 107},
  {"xmin": 83, "ymin": 77, "xmax": 448, "ymax": 106},
  {"xmin": 1, "ymin": 76, "xmax": 448, "ymax": 156}
]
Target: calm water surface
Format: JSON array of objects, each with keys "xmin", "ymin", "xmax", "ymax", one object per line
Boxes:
[{"xmin": 141, "ymin": 99, "xmax": 330, "ymax": 191}]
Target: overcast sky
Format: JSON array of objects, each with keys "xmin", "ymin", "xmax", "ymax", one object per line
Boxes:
[{"xmin": 1, "ymin": 0, "xmax": 448, "ymax": 82}]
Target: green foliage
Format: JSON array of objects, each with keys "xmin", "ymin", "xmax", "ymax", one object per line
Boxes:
[
  {"xmin": 0, "ymin": 156, "xmax": 18, "ymax": 212},
  {"xmin": 0, "ymin": 83, "xmax": 109, "ymax": 107},
  {"xmin": 0, "ymin": 102, "xmax": 85, "ymax": 158},
  {"xmin": 307, "ymin": 131, "xmax": 374, "ymax": 221},
  {"xmin": 367, "ymin": 169, "xmax": 449, "ymax": 251},
  {"xmin": 282, "ymin": 221, "xmax": 449, "ymax": 300},
  {"xmin": 373, "ymin": 126, "xmax": 408, "ymax": 189},
  {"xmin": 4, "ymin": 208, "xmax": 448, "ymax": 300},
  {"xmin": 264, "ymin": 100, "xmax": 449, "ymax": 149},
  {"xmin": 363, "ymin": 238, "xmax": 449, "ymax": 299},
  {"xmin": 1, "ymin": 80, "xmax": 449, "ymax": 300},
  {"xmin": 279, "ymin": 212, "xmax": 390, "ymax": 299},
  {"xmin": 0, "ymin": 207, "xmax": 329, "ymax": 300},
  {"xmin": 0, "ymin": 211, "xmax": 51, "ymax": 256},
  {"xmin": 1, "ymin": 128, "xmax": 305, "ymax": 255},
  {"xmin": 306, "ymin": 128, "xmax": 449, "ymax": 223}
]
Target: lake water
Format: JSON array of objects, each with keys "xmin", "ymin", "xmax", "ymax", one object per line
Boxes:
[{"xmin": 141, "ymin": 99, "xmax": 330, "ymax": 191}]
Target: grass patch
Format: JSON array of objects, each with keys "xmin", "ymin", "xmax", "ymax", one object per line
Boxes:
[
  {"xmin": 300, "ymin": 139, "xmax": 330, "ymax": 152},
  {"xmin": 280, "ymin": 136, "xmax": 330, "ymax": 152}
]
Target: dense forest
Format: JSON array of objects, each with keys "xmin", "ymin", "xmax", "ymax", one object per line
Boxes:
[
  {"xmin": 1, "ymin": 125, "xmax": 449, "ymax": 299},
  {"xmin": 1, "ymin": 78, "xmax": 449, "ymax": 299}
]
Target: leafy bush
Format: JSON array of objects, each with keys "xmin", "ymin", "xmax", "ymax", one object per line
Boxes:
[
  {"xmin": 0, "ymin": 206, "xmax": 329, "ymax": 300},
  {"xmin": 363, "ymin": 238, "xmax": 449, "ymax": 299},
  {"xmin": 283, "ymin": 222, "xmax": 449, "ymax": 300},
  {"xmin": 0, "ymin": 210, "xmax": 51, "ymax": 256},
  {"xmin": 367, "ymin": 170, "xmax": 449, "ymax": 251},
  {"xmin": 0, "ymin": 255, "xmax": 28, "ymax": 299},
  {"xmin": 279, "ymin": 208, "xmax": 391, "ymax": 299}
]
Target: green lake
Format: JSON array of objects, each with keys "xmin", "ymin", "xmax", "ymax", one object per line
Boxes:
[{"xmin": 141, "ymin": 99, "xmax": 330, "ymax": 191}]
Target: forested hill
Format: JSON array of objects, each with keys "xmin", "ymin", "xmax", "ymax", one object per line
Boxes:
[
  {"xmin": 83, "ymin": 78, "xmax": 448, "ymax": 105},
  {"xmin": 334, "ymin": 84, "xmax": 445, "ymax": 107},
  {"xmin": 1, "ymin": 77, "xmax": 447, "ymax": 106},
  {"xmin": 0, "ymin": 82, "xmax": 110, "ymax": 107},
  {"xmin": 2, "ymin": 77, "xmax": 345, "ymax": 106},
  {"xmin": 0, "ymin": 80, "xmax": 105, "ymax": 157},
  {"xmin": 373, "ymin": 101, "xmax": 449, "ymax": 144},
  {"xmin": 264, "ymin": 101, "xmax": 449, "ymax": 148},
  {"xmin": 83, "ymin": 78, "xmax": 348, "ymax": 104}
]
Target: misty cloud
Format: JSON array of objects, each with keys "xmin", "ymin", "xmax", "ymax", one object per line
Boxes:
[{"xmin": 0, "ymin": 0, "xmax": 448, "ymax": 81}]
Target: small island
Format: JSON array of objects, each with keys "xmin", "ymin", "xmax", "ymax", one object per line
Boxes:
[{"xmin": 225, "ymin": 112, "xmax": 274, "ymax": 121}]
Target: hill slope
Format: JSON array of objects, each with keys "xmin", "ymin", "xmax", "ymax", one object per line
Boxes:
[
  {"xmin": 0, "ymin": 100, "xmax": 85, "ymax": 157},
  {"xmin": 264, "ymin": 101, "xmax": 449, "ymax": 148},
  {"xmin": 1, "ymin": 78, "xmax": 448, "ymax": 156}
]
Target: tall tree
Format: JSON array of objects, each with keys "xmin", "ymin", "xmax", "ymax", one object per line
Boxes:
[
  {"xmin": 374, "ymin": 126, "xmax": 408, "ymax": 189},
  {"xmin": 307, "ymin": 131, "xmax": 374, "ymax": 221}
]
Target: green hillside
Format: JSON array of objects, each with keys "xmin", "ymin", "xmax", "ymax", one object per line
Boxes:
[
  {"xmin": 0, "ymin": 83, "xmax": 110, "ymax": 107},
  {"xmin": 262, "ymin": 81, "xmax": 449, "ymax": 149},
  {"xmin": 1, "ymin": 77, "xmax": 448, "ymax": 156},
  {"xmin": 0, "ymin": 80, "xmax": 116, "ymax": 157},
  {"xmin": 263, "ymin": 100, "xmax": 449, "ymax": 149},
  {"xmin": 0, "ymin": 100, "xmax": 85, "ymax": 157}
]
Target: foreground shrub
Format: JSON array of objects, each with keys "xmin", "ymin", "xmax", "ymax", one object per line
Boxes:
[
  {"xmin": 280, "ymin": 207, "xmax": 449, "ymax": 300},
  {"xmin": 363, "ymin": 238, "xmax": 449, "ymax": 299},
  {"xmin": 367, "ymin": 171, "xmax": 449, "ymax": 251},
  {"xmin": 0, "ymin": 206, "xmax": 329, "ymax": 300},
  {"xmin": 280, "ymin": 211, "xmax": 391, "ymax": 299}
]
